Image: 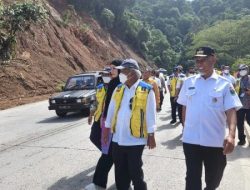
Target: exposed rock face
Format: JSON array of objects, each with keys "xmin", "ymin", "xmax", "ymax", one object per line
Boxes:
[{"xmin": 0, "ymin": 0, "xmax": 149, "ymax": 109}]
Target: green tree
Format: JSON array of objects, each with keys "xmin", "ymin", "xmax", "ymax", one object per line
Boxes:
[
  {"xmin": 0, "ymin": 1, "xmax": 47, "ymax": 61},
  {"xmin": 187, "ymin": 17, "xmax": 250, "ymax": 66},
  {"xmin": 100, "ymin": 8, "xmax": 115, "ymax": 29}
]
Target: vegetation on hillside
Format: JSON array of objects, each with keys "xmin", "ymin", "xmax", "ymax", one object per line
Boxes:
[
  {"xmin": 1, "ymin": 0, "xmax": 250, "ymax": 71},
  {"xmin": 67, "ymin": 0, "xmax": 250, "ymax": 72},
  {"xmin": 0, "ymin": 1, "xmax": 47, "ymax": 61}
]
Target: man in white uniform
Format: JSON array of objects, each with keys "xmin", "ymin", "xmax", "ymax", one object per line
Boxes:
[
  {"xmin": 221, "ymin": 65, "xmax": 236, "ymax": 87},
  {"xmin": 104, "ymin": 59, "xmax": 156, "ymax": 190},
  {"xmin": 177, "ymin": 47, "xmax": 242, "ymax": 190}
]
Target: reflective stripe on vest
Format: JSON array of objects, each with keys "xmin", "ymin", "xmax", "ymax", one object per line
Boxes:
[
  {"xmin": 94, "ymin": 84, "xmax": 106, "ymax": 122},
  {"xmin": 111, "ymin": 81, "xmax": 151, "ymax": 138}
]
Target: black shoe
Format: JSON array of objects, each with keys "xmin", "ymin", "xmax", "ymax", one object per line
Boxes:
[
  {"xmin": 170, "ymin": 120, "xmax": 176, "ymax": 124},
  {"xmin": 238, "ymin": 140, "xmax": 246, "ymax": 146}
]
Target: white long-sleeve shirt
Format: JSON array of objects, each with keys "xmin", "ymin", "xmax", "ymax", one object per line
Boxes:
[{"xmin": 105, "ymin": 80, "xmax": 156, "ymax": 146}]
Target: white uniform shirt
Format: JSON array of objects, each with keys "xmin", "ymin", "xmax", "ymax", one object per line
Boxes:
[
  {"xmin": 176, "ymin": 74, "xmax": 186, "ymax": 89},
  {"xmin": 154, "ymin": 77, "xmax": 162, "ymax": 88},
  {"xmin": 222, "ymin": 73, "xmax": 236, "ymax": 85},
  {"xmin": 105, "ymin": 80, "xmax": 156, "ymax": 146},
  {"xmin": 177, "ymin": 71, "xmax": 242, "ymax": 147}
]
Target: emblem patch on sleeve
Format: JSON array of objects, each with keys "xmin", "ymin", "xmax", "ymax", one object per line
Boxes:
[{"xmin": 229, "ymin": 87, "xmax": 236, "ymax": 95}]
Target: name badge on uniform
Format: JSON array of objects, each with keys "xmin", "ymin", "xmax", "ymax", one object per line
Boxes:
[{"xmin": 212, "ymin": 97, "xmax": 217, "ymax": 103}]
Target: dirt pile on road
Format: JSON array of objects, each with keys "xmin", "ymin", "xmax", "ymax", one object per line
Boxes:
[{"xmin": 0, "ymin": 0, "xmax": 150, "ymax": 110}]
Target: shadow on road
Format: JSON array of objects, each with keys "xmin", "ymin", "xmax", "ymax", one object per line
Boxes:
[
  {"xmin": 156, "ymin": 122, "xmax": 180, "ymax": 132},
  {"xmin": 47, "ymin": 165, "xmax": 117, "ymax": 190},
  {"xmin": 158, "ymin": 115, "xmax": 172, "ymax": 121},
  {"xmin": 37, "ymin": 112, "xmax": 86, "ymax": 124},
  {"xmin": 161, "ymin": 134, "xmax": 182, "ymax": 150},
  {"xmin": 47, "ymin": 166, "xmax": 95, "ymax": 190},
  {"xmin": 227, "ymin": 145, "xmax": 250, "ymax": 161}
]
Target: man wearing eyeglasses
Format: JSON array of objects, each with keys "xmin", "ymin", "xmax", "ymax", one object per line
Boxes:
[
  {"xmin": 177, "ymin": 47, "xmax": 242, "ymax": 190},
  {"xmin": 103, "ymin": 59, "xmax": 156, "ymax": 190}
]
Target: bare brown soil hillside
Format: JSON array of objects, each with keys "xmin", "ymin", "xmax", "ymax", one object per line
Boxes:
[{"xmin": 0, "ymin": 0, "xmax": 150, "ymax": 110}]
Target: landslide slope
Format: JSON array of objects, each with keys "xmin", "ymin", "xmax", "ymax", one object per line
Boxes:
[{"xmin": 0, "ymin": 0, "xmax": 149, "ymax": 109}]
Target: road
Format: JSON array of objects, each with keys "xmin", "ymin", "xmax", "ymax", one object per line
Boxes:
[{"xmin": 0, "ymin": 94, "xmax": 250, "ymax": 190}]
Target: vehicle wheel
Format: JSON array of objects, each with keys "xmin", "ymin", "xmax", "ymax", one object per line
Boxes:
[
  {"xmin": 55, "ymin": 110, "xmax": 67, "ymax": 117},
  {"xmin": 81, "ymin": 108, "xmax": 90, "ymax": 116}
]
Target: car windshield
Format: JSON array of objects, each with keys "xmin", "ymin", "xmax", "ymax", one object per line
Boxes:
[{"xmin": 64, "ymin": 75, "xmax": 95, "ymax": 90}]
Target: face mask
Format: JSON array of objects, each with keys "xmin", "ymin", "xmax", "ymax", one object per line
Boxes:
[
  {"xmin": 239, "ymin": 70, "xmax": 248, "ymax": 77},
  {"xmin": 119, "ymin": 73, "xmax": 128, "ymax": 84},
  {"xmin": 223, "ymin": 70, "xmax": 229, "ymax": 74},
  {"xmin": 102, "ymin": 76, "xmax": 111, "ymax": 84}
]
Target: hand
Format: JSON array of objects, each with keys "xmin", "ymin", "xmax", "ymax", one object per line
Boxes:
[
  {"xmin": 88, "ymin": 116, "xmax": 93, "ymax": 125},
  {"xmin": 174, "ymin": 96, "xmax": 178, "ymax": 102},
  {"xmin": 245, "ymin": 89, "xmax": 250, "ymax": 96},
  {"xmin": 164, "ymin": 90, "xmax": 167, "ymax": 94},
  {"xmin": 102, "ymin": 127, "xmax": 110, "ymax": 145},
  {"xmin": 223, "ymin": 135, "xmax": 235, "ymax": 155},
  {"xmin": 147, "ymin": 134, "xmax": 156, "ymax": 149}
]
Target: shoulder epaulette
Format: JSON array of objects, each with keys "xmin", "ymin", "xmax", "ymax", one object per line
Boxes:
[
  {"xmin": 179, "ymin": 73, "xmax": 186, "ymax": 78},
  {"xmin": 96, "ymin": 83, "xmax": 104, "ymax": 89},
  {"xmin": 169, "ymin": 74, "xmax": 174, "ymax": 79},
  {"xmin": 139, "ymin": 81, "xmax": 152, "ymax": 90},
  {"xmin": 117, "ymin": 83, "xmax": 123, "ymax": 88}
]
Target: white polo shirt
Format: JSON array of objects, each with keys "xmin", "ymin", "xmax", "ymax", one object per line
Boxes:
[
  {"xmin": 222, "ymin": 73, "xmax": 236, "ymax": 85},
  {"xmin": 105, "ymin": 80, "xmax": 156, "ymax": 146},
  {"xmin": 177, "ymin": 71, "xmax": 242, "ymax": 147}
]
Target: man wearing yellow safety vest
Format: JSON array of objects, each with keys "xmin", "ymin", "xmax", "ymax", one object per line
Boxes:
[
  {"xmin": 103, "ymin": 59, "xmax": 156, "ymax": 190},
  {"xmin": 142, "ymin": 67, "xmax": 160, "ymax": 111},
  {"xmin": 86, "ymin": 60, "xmax": 123, "ymax": 190},
  {"xmin": 167, "ymin": 66, "xmax": 183, "ymax": 124}
]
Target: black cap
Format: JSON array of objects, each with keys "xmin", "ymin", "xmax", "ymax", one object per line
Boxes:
[
  {"xmin": 193, "ymin": 47, "xmax": 215, "ymax": 57},
  {"xmin": 111, "ymin": 59, "xmax": 123, "ymax": 66},
  {"xmin": 115, "ymin": 59, "xmax": 139, "ymax": 70}
]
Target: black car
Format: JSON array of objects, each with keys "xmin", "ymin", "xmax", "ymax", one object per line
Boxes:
[{"xmin": 48, "ymin": 72, "xmax": 102, "ymax": 117}]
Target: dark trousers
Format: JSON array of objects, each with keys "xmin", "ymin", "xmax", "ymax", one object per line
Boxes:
[
  {"xmin": 93, "ymin": 143, "xmax": 113, "ymax": 188},
  {"xmin": 159, "ymin": 90, "xmax": 164, "ymax": 108},
  {"xmin": 112, "ymin": 142, "xmax": 147, "ymax": 190},
  {"xmin": 183, "ymin": 143, "xmax": 226, "ymax": 190},
  {"xmin": 170, "ymin": 97, "xmax": 182, "ymax": 123},
  {"xmin": 237, "ymin": 108, "xmax": 250, "ymax": 141}
]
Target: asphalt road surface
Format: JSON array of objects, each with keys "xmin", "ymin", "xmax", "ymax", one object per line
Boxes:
[{"xmin": 0, "ymin": 94, "xmax": 250, "ymax": 190}]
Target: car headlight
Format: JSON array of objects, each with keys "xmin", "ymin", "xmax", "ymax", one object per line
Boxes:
[
  {"xmin": 90, "ymin": 95, "xmax": 96, "ymax": 101},
  {"xmin": 82, "ymin": 97, "xmax": 89, "ymax": 104},
  {"xmin": 51, "ymin": 99, "xmax": 56, "ymax": 104}
]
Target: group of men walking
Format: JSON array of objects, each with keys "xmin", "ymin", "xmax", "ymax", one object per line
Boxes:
[{"xmin": 85, "ymin": 46, "xmax": 250, "ymax": 190}]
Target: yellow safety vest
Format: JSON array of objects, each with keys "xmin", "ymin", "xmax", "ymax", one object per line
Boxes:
[
  {"xmin": 235, "ymin": 79, "xmax": 240, "ymax": 95},
  {"xmin": 169, "ymin": 76, "xmax": 178, "ymax": 97},
  {"xmin": 94, "ymin": 84, "xmax": 106, "ymax": 122},
  {"xmin": 111, "ymin": 81, "xmax": 152, "ymax": 138}
]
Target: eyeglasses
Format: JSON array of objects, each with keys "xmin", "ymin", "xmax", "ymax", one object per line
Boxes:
[
  {"xmin": 238, "ymin": 68, "xmax": 247, "ymax": 71},
  {"xmin": 129, "ymin": 98, "xmax": 133, "ymax": 110}
]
